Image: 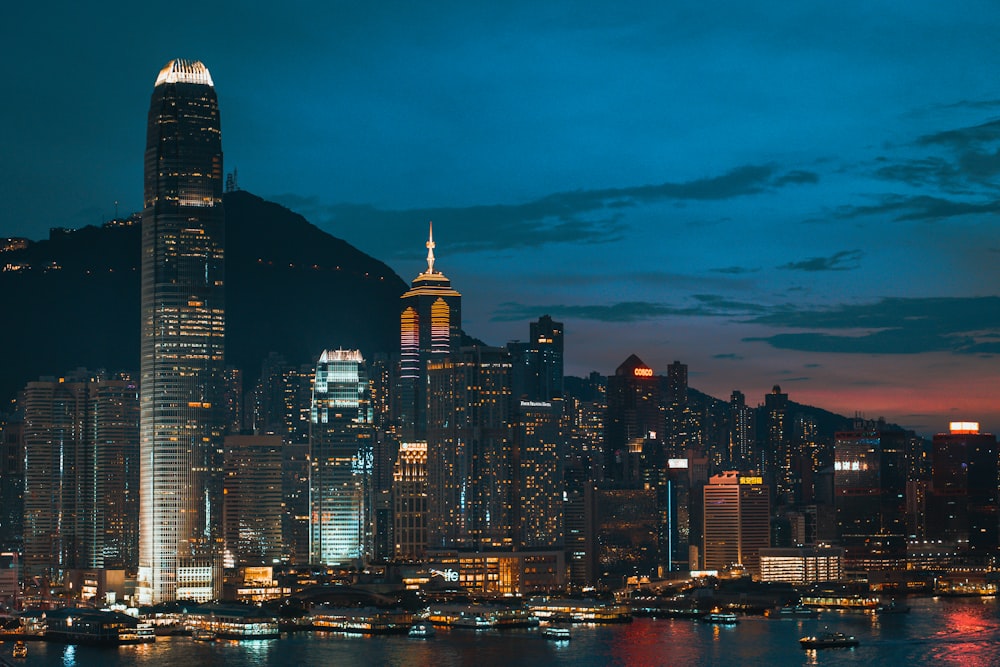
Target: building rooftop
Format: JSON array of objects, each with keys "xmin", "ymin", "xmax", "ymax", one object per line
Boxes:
[{"xmin": 154, "ymin": 59, "xmax": 214, "ymax": 87}]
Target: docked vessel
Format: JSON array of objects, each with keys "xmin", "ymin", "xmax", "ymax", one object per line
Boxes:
[{"xmin": 799, "ymin": 630, "xmax": 859, "ymax": 649}]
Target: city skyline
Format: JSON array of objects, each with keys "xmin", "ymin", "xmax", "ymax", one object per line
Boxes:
[{"xmin": 2, "ymin": 2, "xmax": 999, "ymax": 435}]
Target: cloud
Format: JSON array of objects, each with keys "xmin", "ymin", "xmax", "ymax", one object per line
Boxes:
[
  {"xmin": 491, "ymin": 294, "xmax": 766, "ymax": 323},
  {"xmin": 872, "ymin": 116, "xmax": 1000, "ymax": 194},
  {"xmin": 916, "ymin": 118, "xmax": 1000, "ymax": 150},
  {"xmin": 872, "ymin": 157, "xmax": 966, "ymax": 192},
  {"xmin": 744, "ymin": 296, "xmax": 1000, "ymax": 355},
  {"xmin": 713, "ymin": 353, "xmax": 743, "ymax": 360},
  {"xmin": 691, "ymin": 294, "xmax": 768, "ymax": 313},
  {"xmin": 273, "ymin": 164, "xmax": 818, "ymax": 255},
  {"xmin": 836, "ymin": 194, "xmax": 1000, "ymax": 222},
  {"xmin": 772, "ymin": 170, "xmax": 820, "ymax": 186},
  {"xmin": 710, "ymin": 265, "xmax": 759, "ymax": 274},
  {"xmin": 778, "ymin": 249, "xmax": 863, "ymax": 272}
]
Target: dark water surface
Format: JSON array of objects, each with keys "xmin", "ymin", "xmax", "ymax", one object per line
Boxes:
[{"xmin": 9, "ymin": 596, "xmax": 1000, "ymax": 666}]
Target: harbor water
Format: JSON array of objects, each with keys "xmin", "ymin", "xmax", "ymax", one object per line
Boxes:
[{"xmin": 8, "ymin": 595, "xmax": 1000, "ymax": 666}]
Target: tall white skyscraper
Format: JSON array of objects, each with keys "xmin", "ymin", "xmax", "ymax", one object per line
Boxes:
[{"xmin": 138, "ymin": 59, "xmax": 225, "ymax": 604}]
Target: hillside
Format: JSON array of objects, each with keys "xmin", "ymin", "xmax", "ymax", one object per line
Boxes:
[{"xmin": 0, "ymin": 191, "xmax": 408, "ymax": 403}]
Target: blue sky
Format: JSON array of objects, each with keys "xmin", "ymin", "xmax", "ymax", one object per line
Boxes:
[{"xmin": 2, "ymin": 1, "xmax": 999, "ymax": 435}]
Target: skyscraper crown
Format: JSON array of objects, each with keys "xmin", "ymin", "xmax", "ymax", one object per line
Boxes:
[{"xmin": 154, "ymin": 59, "xmax": 214, "ymax": 87}]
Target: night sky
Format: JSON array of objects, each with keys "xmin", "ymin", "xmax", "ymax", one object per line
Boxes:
[{"xmin": 3, "ymin": 2, "xmax": 999, "ymax": 435}]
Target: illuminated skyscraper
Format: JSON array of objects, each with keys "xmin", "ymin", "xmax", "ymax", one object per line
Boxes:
[
  {"xmin": 604, "ymin": 354, "xmax": 663, "ymax": 486},
  {"xmin": 309, "ymin": 349, "xmax": 374, "ymax": 565},
  {"xmin": 398, "ymin": 224, "xmax": 461, "ymax": 439},
  {"xmin": 392, "ymin": 440, "xmax": 428, "ymax": 560},
  {"xmin": 138, "ymin": 59, "xmax": 225, "ymax": 604},
  {"xmin": 514, "ymin": 398, "xmax": 564, "ymax": 549},
  {"xmin": 426, "ymin": 346, "xmax": 513, "ymax": 550},
  {"xmin": 702, "ymin": 471, "xmax": 770, "ymax": 576},
  {"xmin": 729, "ymin": 390, "xmax": 754, "ymax": 470},
  {"xmin": 509, "ymin": 315, "xmax": 564, "ymax": 404},
  {"xmin": 929, "ymin": 422, "xmax": 999, "ymax": 561},
  {"xmin": 223, "ymin": 435, "xmax": 283, "ymax": 567},
  {"xmin": 764, "ymin": 385, "xmax": 790, "ymax": 501},
  {"xmin": 833, "ymin": 422, "xmax": 907, "ymax": 570},
  {"xmin": 22, "ymin": 372, "xmax": 139, "ymax": 582}
]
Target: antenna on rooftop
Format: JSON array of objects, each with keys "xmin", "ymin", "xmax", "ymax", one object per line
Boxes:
[{"xmin": 226, "ymin": 168, "xmax": 239, "ymax": 193}]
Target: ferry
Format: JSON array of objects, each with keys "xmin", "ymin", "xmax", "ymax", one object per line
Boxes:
[
  {"xmin": 799, "ymin": 630, "xmax": 859, "ymax": 649},
  {"xmin": 542, "ymin": 623, "xmax": 571, "ymax": 641},
  {"xmin": 527, "ymin": 598, "xmax": 632, "ymax": 623},
  {"xmin": 408, "ymin": 620, "xmax": 436, "ymax": 638},
  {"xmin": 427, "ymin": 604, "xmax": 539, "ymax": 630},
  {"xmin": 875, "ymin": 599, "xmax": 911, "ymax": 614},
  {"xmin": 799, "ymin": 594, "xmax": 878, "ymax": 611},
  {"xmin": 701, "ymin": 609, "xmax": 739, "ymax": 624},
  {"xmin": 312, "ymin": 607, "xmax": 413, "ymax": 634},
  {"xmin": 191, "ymin": 628, "xmax": 217, "ymax": 642},
  {"xmin": 12, "ymin": 640, "xmax": 27, "ymax": 659},
  {"xmin": 182, "ymin": 603, "xmax": 281, "ymax": 639},
  {"xmin": 766, "ymin": 604, "xmax": 819, "ymax": 619}
]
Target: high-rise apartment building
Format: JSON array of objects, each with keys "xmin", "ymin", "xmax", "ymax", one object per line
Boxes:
[
  {"xmin": 309, "ymin": 350, "xmax": 374, "ymax": 565},
  {"xmin": 138, "ymin": 59, "xmax": 225, "ymax": 604},
  {"xmin": 22, "ymin": 373, "xmax": 139, "ymax": 582},
  {"xmin": 398, "ymin": 225, "xmax": 461, "ymax": 439}
]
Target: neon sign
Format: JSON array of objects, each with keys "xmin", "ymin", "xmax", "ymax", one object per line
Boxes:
[{"xmin": 633, "ymin": 367, "xmax": 653, "ymax": 377}]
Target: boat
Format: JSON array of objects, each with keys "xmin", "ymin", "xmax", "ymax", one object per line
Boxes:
[
  {"xmin": 799, "ymin": 630, "xmax": 859, "ymax": 649},
  {"xmin": 191, "ymin": 628, "xmax": 217, "ymax": 642},
  {"xmin": 767, "ymin": 604, "xmax": 819, "ymax": 619},
  {"xmin": 701, "ymin": 609, "xmax": 739, "ymax": 624},
  {"xmin": 876, "ymin": 599, "xmax": 911, "ymax": 614},
  {"xmin": 408, "ymin": 620, "xmax": 436, "ymax": 638},
  {"xmin": 542, "ymin": 623, "xmax": 571, "ymax": 640},
  {"xmin": 12, "ymin": 641, "xmax": 27, "ymax": 659}
]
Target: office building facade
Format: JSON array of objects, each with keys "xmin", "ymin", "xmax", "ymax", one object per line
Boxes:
[{"xmin": 702, "ymin": 471, "xmax": 771, "ymax": 576}]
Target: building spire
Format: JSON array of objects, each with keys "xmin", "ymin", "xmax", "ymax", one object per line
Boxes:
[{"xmin": 426, "ymin": 221, "xmax": 436, "ymax": 274}]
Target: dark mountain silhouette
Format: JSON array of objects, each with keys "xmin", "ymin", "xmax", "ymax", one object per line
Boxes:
[{"xmin": 0, "ymin": 190, "xmax": 408, "ymax": 404}]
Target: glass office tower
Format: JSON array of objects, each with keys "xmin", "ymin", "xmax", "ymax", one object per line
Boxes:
[{"xmin": 138, "ymin": 59, "xmax": 225, "ymax": 604}]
